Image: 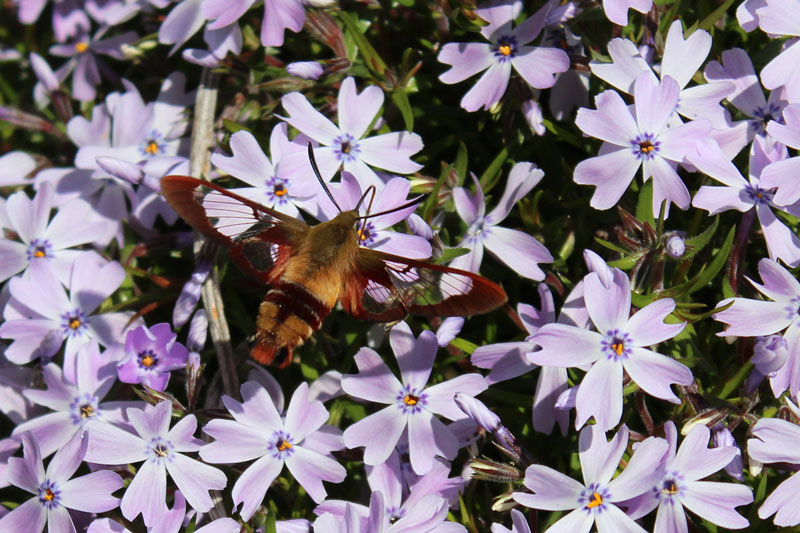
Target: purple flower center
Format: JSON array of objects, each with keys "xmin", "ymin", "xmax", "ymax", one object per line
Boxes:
[
  {"xmin": 355, "ymin": 221, "xmax": 376, "ymax": 246},
  {"xmin": 579, "ymin": 482, "xmax": 610, "ymax": 514},
  {"xmin": 146, "ymin": 436, "xmax": 175, "ymax": 465},
  {"xmin": 493, "ymin": 35, "xmax": 518, "ymax": 62},
  {"xmin": 630, "ymin": 132, "xmax": 660, "ymax": 160},
  {"xmin": 75, "ymin": 41, "xmax": 89, "ymax": 54},
  {"xmin": 784, "ymin": 296, "xmax": 800, "ymax": 323},
  {"xmin": 26, "ymin": 238, "xmax": 53, "ymax": 261},
  {"xmin": 653, "ymin": 472, "xmax": 685, "ymax": 504},
  {"xmin": 333, "ymin": 133, "xmax": 361, "ymax": 164},
  {"xmin": 601, "ymin": 329, "xmax": 632, "ymax": 360},
  {"xmin": 268, "ymin": 430, "xmax": 296, "ymax": 460},
  {"xmin": 266, "ymin": 176, "xmax": 291, "ymax": 205},
  {"xmin": 61, "ymin": 309, "xmax": 88, "ymax": 338},
  {"xmin": 744, "ymin": 184, "xmax": 775, "ymax": 205},
  {"xmin": 37, "ymin": 479, "xmax": 61, "ymax": 510},
  {"xmin": 396, "ymin": 385, "xmax": 428, "ymax": 415},
  {"xmin": 138, "ymin": 349, "xmax": 160, "ymax": 370},
  {"xmin": 140, "ymin": 130, "xmax": 166, "ymax": 157},
  {"xmin": 69, "ymin": 392, "xmax": 100, "ymax": 426},
  {"xmin": 750, "ymin": 102, "xmax": 783, "ymax": 136},
  {"xmin": 386, "ymin": 505, "xmax": 406, "ymax": 522}
]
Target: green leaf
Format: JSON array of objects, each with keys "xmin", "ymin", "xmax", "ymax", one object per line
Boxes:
[
  {"xmin": 687, "ymin": 225, "xmax": 735, "ymax": 294},
  {"xmin": 479, "ymin": 146, "xmax": 508, "ymax": 193},
  {"xmin": 608, "ymin": 251, "xmax": 647, "ymax": 270},
  {"xmin": 222, "ymin": 119, "xmax": 252, "ymax": 134},
  {"xmin": 594, "ymin": 236, "xmax": 628, "ymax": 255},
  {"xmin": 434, "ymin": 247, "xmax": 471, "ymax": 263},
  {"xmin": 337, "ymin": 12, "xmax": 386, "ymax": 77},
  {"xmin": 680, "ymin": 215, "xmax": 718, "ymax": 260},
  {"xmin": 448, "ymin": 337, "xmax": 478, "ymax": 354},
  {"xmin": 454, "ymin": 140, "xmax": 468, "ymax": 185},
  {"xmin": 264, "ymin": 511, "xmax": 278, "ymax": 533},
  {"xmin": 421, "ymin": 162, "xmax": 451, "ymax": 222},
  {"xmin": 698, "ymin": 0, "xmax": 737, "ymax": 31},
  {"xmin": 390, "ymin": 89, "xmax": 414, "ymax": 132},
  {"xmin": 636, "ymin": 179, "xmax": 655, "ymax": 228}
]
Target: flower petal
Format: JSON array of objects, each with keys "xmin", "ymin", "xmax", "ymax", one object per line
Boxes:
[
  {"xmin": 408, "ymin": 409, "xmax": 458, "ymax": 474},
  {"xmin": 121, "ymin": 460, "xmax": 166, "ymax": 526},
  {"xmin": 438, "ymin": 43, "xmax": 494, "ymax": 84},
  {"xmin": 626, "ymin": 299, "xmax": 685, "ymax": 346},
  {"xmin": 528, "ymin": 324, "xmax": 602, "ymax": 367},
  {"xmin": 584, "ymin": 268, "xmax": 630, "ymax": 333},
  {"xmin": 460, "ymin": 61, "xmax": 512, "ymax": 112},
  {"xmin": 575, "ymin": 358, "xmax": 623, "ymax": 431},
  {"xmin": 573, "ymin": 147, "xmax": 641, "ymax": 210},
  {"xmin": 579, "ymin": 424, "xmax": 628, "ymax": 486},
  {"xmin": 166, "ymin": 452, "xmax": 227, "ymax": 514},
  {"xmin": 681, "ymin": 481, "xmax": 752, "ymax": 529},
  {"xmin": 337, "ymin": 77, "xmax": 384, "ymax": 140},
  {"xmin": 285, "ymin": 446, "xmax": 346, "ymax": 503},
  {"xmin": 483, "ymin": 225, "xmax": 552, "ymax": 281},
  {"xmin": 231, "ymin": 454, "xmax": 283, "ymax": 521},
  {"xmin": 341, "ymin": 348, "xmax": 403, "ymax": 404},
  {"xmin": 343, "ymin": 405, "xmax": 406, "ymax": 465},
  {"xmin": 625, "ymin": 348, "xmax": 692, "ymax": 403},
  {"xmin": 280, "ymin": 92, "xmax": 340, "ymax": 145},
  {"xmin": 514, "ymin": 464, "xmax": 584, "ymax": 510},
  {"xmin": 60, "ymin": 470, "xmax": 123, "ymax": 513}
]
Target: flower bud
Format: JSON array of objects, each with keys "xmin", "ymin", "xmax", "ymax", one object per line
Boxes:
[
  {"xmin": 752, "ymin": 335, "xmax": 788, "ymax": 376},
  {"xmin": 468, "ymin": 458, "xmax": 522, "ymax": 483},
  {"xmin": 455, "ymin": 393, "xmax": 500, "ymax": 432},
  {"xmin": 666, "ymin": 234, "xmax": 686, "ymax": 258},
  {"xmin": 287, "ymin": 61, "xmax": 324, "ymax": 80}
]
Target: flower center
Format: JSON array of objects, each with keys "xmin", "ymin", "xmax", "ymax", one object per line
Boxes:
[
  {"xmin": 144, "ymin": 141, "xmax": 160, "ymax": 155},
  {"xmin": 751, "ymin": 103, "xmax": 783, "ymax": 135},
  {"xmin": 70, "ymin": 393, "xmax": 100, "ymax": 426},
  {"xmin": 81, "ymin": 404, "xmax": 95, "ymax": 418},
  {"xmin": 38, "ymin": 480, "xmax": 60, "ymax": 509},
  {"xmin": 277, "ymin": 438, "xmax": 292, "ymax": 451},
  {"xmin": 355, "ymin": 221, "xmax": 376, "ymax": 246},
  {"xmin": 631, "ymin": 133, "xmax": 660, "ymax": 160},
  {"xmin": 602, "ymin": 330, "xmax": 632, "ymax": 360},
  {"xmin": 396, "ymin": 385, "xmax": 427, "ymax": 414},
  {"xmin": 274, "ymin": 183, "xmax": 287, "ymax": 196},
  {"xmin": 333, "ymin": 134, "xmax": 361, "ymax": 163},
  {"xmin": 586, "ymin": 492, "xmax": 603, "ymax": 508},
  {"xmin": 61, "ymin": 309, "xmax": 88, "ymax": 337},
  {"xmin": 493, "ymin": 36, "xmax": 518, "ymax": 62},
  {"xmin": 26, "ymin": 238, "xmax": 53, "ymax": 261},
  {"xmin": 75, "ymin": 42, "xmax": 89, "ymax": 53},
  {"xmin": 147, "ymin": 437, "xmax": 174, "ymax": 464},
  {"xmin": 403, "ymin": 394, "xmax": 419, "ymax": 406},
  {"xmin": 269, "ymin": 430, "xmax": 296, "ymax": 460},
  {"xmin": 662, "ymin": 480, "xmax": 679, "ymax": 495},
  {"xmin": 745, "ymin": 184, "xmax": 775, "ymax": 205},
  {"xmin": 580, "ymin": 483, "xmax": 610, "ymax": 513},
  {"xmin": 138, "ymin": 349, "xmax": 159, "ymax": 369},
  {"xmin": 139, "ymin": 131, "xmax": 165, "ymax": 157}
]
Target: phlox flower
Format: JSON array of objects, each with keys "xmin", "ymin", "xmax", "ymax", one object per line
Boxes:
[
  {"xmin": 0, "ymin": 252, "xmax": 134, "ymax": 382},
  {"xmin": 714, "ymin": 258, "xmax": 800, "ymax": 398},
  {"xmin": 200, "ymin": 380, "xmax": 346, "ymax": 521},
  {"xmin": 737, "ymin": 0, "xmax": 766, "ymax": 32},
  {"xmin": 210, "ymin": 124, "xmax": 313, "ymax": 219},
  {"xmin": 450, "ymin": 162, "xmax": 552, "ymax": 281},
  {"xmin": 13, "ymin": 341, "xmax": 142, "ymax": 457},
  {"xmin": 279, "ymin": 77, "xmax": 423, "ymax": 189},
  {"xmin": 529, "ymin": 266, "xmax": 692, "ymax": 430},
  {"xmin": 84, "ymin": 400, "xmax": 227, "ymax": 527},
  {"xmin": 761, "ymin": 104, "xmax": 800, "ymax": 205},
  {"xmin": 116, "ymin": 323, "xmax": 189, "ymax": 392},
  {"xmin": 16, "ymin": 0, "xmax": 90, "ymax": 42},
  {"xmin": 602, "ymin": 0, "xmax": 652, "ymax": 26},
  {"xmin": 574, "ymin": 72, "xmax": 711, "ymax": 214},
  {"xmin": 622, "ymin": 421, "xmax": 752, "ymax": 532},
  {"xmin": 0, "ymin": 150, "xmax": 36, "ymax": 186},
  {"xmin": 0, "ymin": 182, "xmax": 106, "ymax": 285},
  {"xmin": 342, "ymin": 321, "xmax": 487, "ymax": 474},
  {"xmin": 690, "ymin": 137, "xmax": 800, "ymax": 267},
  {"xmin": 48, "ymin": 27, "xmax": 137, "ymax": 101},
  {"xmin": 748, "ymin": 415, "xmax": 800, "ymax": 526},
  {"xmin": 0, "ymin": 432, "xmax": 123, "ymax": 533},
  {"xmin": 491, "ymin": 509, "xmax": 531, "ymax": 533},
  {"xmin": 157, "ymin": 0, "xmax": 243, "ymax": 66},
  {"xmin": 202, "ymin": 0, "xmax": 304, "ymax": 47},
  {"xmin": 86, "ymin": 491, "xmax": 242, "ymax": 533},
  {"xmin": 591, "ymin": 21, "xmax": 734, "ymax": 127},
  {"xmin": 756, "ymin": 0, "xmax": 800, "ymax": 102},
  {"xmin": 513, "ymin": 424, "xmax": 668, "ymax": 533},
  {"xmin": 437, "ymin": 0, "xmax": 569, "ymax": 112},
  {"xmin": 315, "ymin": 171, "xmax": 432, "ymax": 259}
]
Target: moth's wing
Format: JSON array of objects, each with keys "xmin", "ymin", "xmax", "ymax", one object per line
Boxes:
[
  {"xmin": 161, "ymin": 175, "xmax": 308, "ymax": 283},
  {"xmin": 340, "ymin": 248, "xmax": 508, "ymax": 322}
]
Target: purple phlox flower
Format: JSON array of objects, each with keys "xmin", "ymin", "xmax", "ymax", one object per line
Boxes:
[
  {"xmin": 183, "ymin": 21, "xmax": 243, "ymax": 67},
  {"xmin": 690, "ymin": 136, "xmax": 800, "ymax": 267},
  {"xmin": 746, "ymin": 334, "xmax": 789, "ymax": 394},
  {"xmin": 74, "ymin": 73, "xmax": 193, "ymax": 228},
  {"xmin": 116, "ymin": 323, "xmax": 189, "ymax": 392},
  {"xmin": 435, "ymin": 317, "xmax": 464, "ymax": 347},
  {"xmin": 309, "ymin": 370, "xmax": 345, "ymax": 403},
  {"xmin": 761, "ymin": 103, "xmax": 800, "ymax": 205},
  {"xmin": 601, "ymin": 0, "xmax": 652, "ymax": 26},
  {"xmin": 200, "ymin": 380, "xmax": 346, "ymax": 520},
  {"xmin": 756, "ymin": 0, "xmax": 800, "ymax": 102},
  {"xmin": 210, "ymin": 124, "xmax": 314, "ymax": 220},
  {"xmin": 30, "ymin": 52, "xmax": 71, "ymax": 109},
  {"xmin": 513, "ymin": 424, "xmax": 668, "ymax": 533},
  {"xmin": 491, "ymin": 509, "xmax": 531, "ymax": 533},
  {"xmin": 450, "ymin": 162, "xmax": 552, "ymax": 281},
  {"xmin": 342, "ymin": 321, "xmax": 488, "ymax": 474},
  {"xmin": 0, "ymin": 150, "xmax": 36, "ymax": 186},
  {"xmin": 314, "ymin": 171, "xmax": 432, "ymax": 259},
  {"xmin": 48, "ymin": 26, "xmax": 137, "ymax": 101},
  {"xmin": 279, "ymin": 77, "xmax": 424, "ymax": 189},
  {"xmin": 0, "ymin": 432, "xmax": 123, "ymax": 533},
  {"xmin": 13, "ymin": 341, "xmax": 144, "ymax": 458},
  {"xmin": 0, "ymin": 181, "xmax": 107, "ymax": 286},
  {"xmin": 0, "ymin": 438, "xmax": 21, "ymax": 489},
  {"xmin": 574, "ymin": 71, "xmax": 712, "ymax": 214},
  {"xmin": 737, "ymin": 0, "xmax": 767, "ymax": 31},
  {"xmin": 84, "ymin": 400, "xmax": 227, "ymax": 526},
  {"xmin": 202, "ymin": 0, "xmax": 305, "ymax": 48},
  {"xmin": 187, "ymin": 309, "xmax": 209, "ymax": 356},
  {"xmin": 158, "ymin": 0, "xmax": 206, "ymax": 55},
  {"xmin": 316, "ymin": 450, "xmax": 465, "ymax": 524},
  {"xmin": 529, "ymin": 266, "xmax": 692, "ymax": 430},
  {"xmin": 437, "ymin": 0, "xmax": 569, "ymax": 112},
  {"xmin": 17, "ymin": 0, "xmax": 90, "ymax": 42},
  {"xmin": 0, "ymin": 356, "xmax": 39, "ymax": 424},
  {"xmin": 711, "ymin": 424, "xmax": 745, "ymax": 481},
  {"xmin": 86, "ymin": 490, "xmax": 242, "ymax": 533},
  {"xmin": 287, "ymin": 61, "xmax": 324, "ymax": 80},
  {"xmin": 665, "ymin": 232, "xmax": 687, "ymax": 258},
  {"xmin": 591, "ymin": 21, "xmax": 734, "ymax": 127},
  {"xmin": 704, "ymin": 47, "xmax": 789, "ymax": 157},
  {"xmin": 747, "ymin": 415, "xmax": 800, "ymax": 526},
  {"xmin": 621, "ymin": 421, "xmax": 752, "ymax": 532},
  {"xmin": 713, "ymin": 257, "xmax": 800, "ymax": 398},
  {"xmin": 0, "ymin": 252, "xmax": 135, "ymax": 382}
]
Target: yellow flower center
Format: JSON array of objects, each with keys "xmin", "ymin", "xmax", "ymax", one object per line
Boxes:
[
  {"xmin": 75, "ymin": 42, "xmax": 89, "ymax": 53},
  {"xmin": 277, "ymin": 439, "xmax": 292, "ymax": 451},
  {"xmin": 141, "ymin": 354, "xmax": 155, "ymax": 367},
  {"xmin": 34, "ymin": 249, "xmax": 46, "ymax": 258},
  {"xmin": 154, "ymin": 444, "xmax": 169, "ymax": 457},
  {"xmin": 357, "ymin": 229, "xmax": 368, "ymax": 241},
  {"xmin": 498, "ymin": 44, "xmax": 512, "ymax": 56},
  {"xmin": 639, "ymin": 141, "xmax": 655, "ymax": 153},
  {"xmin": 80, "ymin": 405, "xmax": 95, "ymax": 418},
  {"xmin": 144, "ymin": 141, "xmax": 160, "ymax": 155},
  {"xmin": 69, "ymin": 319, "xmax": 82, "ymax": 330},
  {"xmin": 403, "ymin": 394, "xmax": 419, "ymax": 406},
  {"xmin": 611, "ymin": 342, "xmax": 624, "ymax": 356},
  {"xmin": 662, "ymin": 481, "xmax": 679, "ymax": 495},
  {"xmin": 43, "ymin": 489, "xmax": 55, "ymax": 501},
  {"xmin": 587, "ymin": 492, "xmax": 603, "ymax": 509}
]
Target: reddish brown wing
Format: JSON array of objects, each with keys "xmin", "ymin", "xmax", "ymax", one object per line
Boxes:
[
  {"xmin": 340, "ymin": 248, "xmax": 508, "ymax": 322},
  {"xmin": 161, "ymin": 175, "xmax": 309, "ymax": 283}
]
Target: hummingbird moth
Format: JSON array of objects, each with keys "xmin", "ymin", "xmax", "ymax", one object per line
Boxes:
[{"xmin": 161, "ymin": 146, "xmax": 507, "ymax": 367}]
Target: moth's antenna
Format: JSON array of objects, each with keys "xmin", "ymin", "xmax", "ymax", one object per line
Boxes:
[
  {"xmin": 355, "ymin": 185, "xmax": 377, "ymax": 213},
  {"xmin": 356, "ymin": 194, "xmax": 428, "ymax": 220},
  {"xmin": 308, "ymin": 143, "xmax": 343, "ymax": 213}
]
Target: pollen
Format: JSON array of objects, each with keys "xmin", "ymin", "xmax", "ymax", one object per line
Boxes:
[
  {"xmin": 403, "ymin": 394, "xmax": 419, "ymax": 406},
  {"xmin": 341, "ymin": 141, "xmax": 352, "ymax": 154},
  {"xmin": 274, "ymin": 184, "xmax": 287, "ymax": 196},
  {"xmin": 277, "ymin": 439, "xmax": 293, "ymax": 451},
  {"xmin": 141, "ymin": 354, "xmax": 155, "ymax": 367},
  {"xmin": 357, "ymin": 229, "xmax": 368, "ymax": 241},
  {"xmin": 34, "ymin": 249, "xmax": 46, "ymax": 258},
  {"xmin": 80, "ymin": 405, "xmax": 95, "ymax": 418},
  {"xmin": 662, "ymin": 480, "xmax": 679, "ymax": 495},
  {"xmin": 43, "ymin": 488, "xmax": 55, "ymax": 501},
  {"xmin": 586, "ymin": 492, "xmax": 603, "ymax": 509},
  {"xmin": 75, "ymin": 42, "xmax": 89, "ymax": 53},
  {"xmin": 498, "ymin": 44, "xmax": 513, "ymax": 56},
  {"xmin": 144, "ymin": 141, "xmax": 160, "ymax": 155},
  {"xmin": 154, "ymin": 444, "xmax": 169, "ymax": 457},
  {"xmin": 69, "ymin": 318, "xmax": 82, "ymax": 330},
  {"xmin": 611, "ymin": 341, "xmax": 624, "ymax": 356},
  {"xmin": 639, "ymin": 141, "xmax": 655, "ymax": 153}
]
